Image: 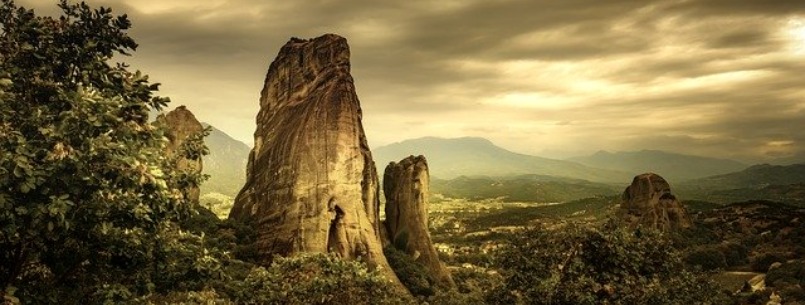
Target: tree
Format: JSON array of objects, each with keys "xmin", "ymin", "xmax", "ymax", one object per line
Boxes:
[
  {"xmin": 490, "ymin": 222, "xmax": 730, "ymax": 305},
  {"xmin": 0, "ymin": 1, "xmax": 207, "ymax": 303}
]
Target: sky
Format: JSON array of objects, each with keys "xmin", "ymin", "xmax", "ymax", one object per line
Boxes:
[{"xmin": 18, "ymin": 0, "xmax": 805, "ymax": 163}]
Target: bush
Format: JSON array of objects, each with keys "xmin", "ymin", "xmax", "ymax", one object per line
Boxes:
[
  {"xmin": 451, "ymin": 267, "xmax": 503, "ymax": 295},
  {"xmin": 384, "ymin": 245, "xmax": 437, "ymax": 298},
  {"xmin": 684, "ymin": 247, "xmax": 727, "ymax": 271},
  {"xmin": 719, "ymin": 242, "xmax": 749, "ymax": 267},
  {"xmin": 766, "ymin": 260, "xmax": 805, "ymax": 287},
  {"xmin": 491, "ymin": 222, "xmax": 728, "ymax": 305},
  {"xmin": 229, "ymin": 253, "xmax": 411, "ymax": 305},
  {"xmin": 750, "ymin": 252, "xmax": 788, "ymax": 272}
]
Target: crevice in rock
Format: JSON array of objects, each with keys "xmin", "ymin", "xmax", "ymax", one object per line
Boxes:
[{"xmin": 327, "ymin": 202, "xmax": 346, "ymax": 256}]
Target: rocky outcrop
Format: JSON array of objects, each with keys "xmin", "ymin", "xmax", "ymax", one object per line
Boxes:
[
  {"xmin": 742, "ymin": 274, "xmax": 766, "ymax": 292},
  {"xmin": 155, "ymin": 105, "xmax": 204, "ymax": 203},
  {"xmin": 228, "ymin": 34, "xmax": 399, "ymax": 284},
  {"xmin": 384, "ymin": 155, "xmax": 454, "ymax": 288},
  {"xmin": 618, "ymin": 173, "xmax": 692, "ymax": 230}
]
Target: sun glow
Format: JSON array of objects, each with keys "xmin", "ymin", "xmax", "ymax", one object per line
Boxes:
[{"xmin": 787, "ymin": 17, "xmax": 805, "ymax": 55}]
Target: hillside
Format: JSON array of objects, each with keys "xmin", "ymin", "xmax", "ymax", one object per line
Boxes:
[
  {"xmin": 679, "ymin": 163, "xmax": 805, "ymax": 191},
  {"xmin": 200, "ymin": 124, "xmax": 250, "ymax": 197},
  {"xmin": 568, "ymin": 150, "xmax": 746, "ymax": 181},
  {"xmin": 677, "ymin": 164, "xmax": 805, "ymax": 205},
  {"xmin": 771, "ymin": 152, "xmax": 805, "ymax": 165},
  {"xmin": 373, "ymin": 137, "xmax": 631, "ymax": 183},
  {"xmin": 431, "ymin": 175, "xmax": 619, "ymax": 203}
]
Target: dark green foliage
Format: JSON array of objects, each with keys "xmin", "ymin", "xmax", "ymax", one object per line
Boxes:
[
  {"xmin": 0, "ymin": 1, "xmax": 212, "ymax": 303},
  {"xmin": 384, "ymin": 245, "xmax": 437, "ymax": 298},
  {"xmin": 451, "ymin": 267, "xmax": 503, "ymax": 295},
  {"xmin": 426, "ymin": 267, "xmax": 503, "ymax": 305},
  {"xmin": 733, "ymin": 290, "xmax": 773, "ymax": 305},
  {"xmin": 719, "ymin": 242, "xmax": 749, "ymax": 267},
  {"xmin": 766, "ymin": 260, "xmax": 805, "ymax": 287},
  {"xmin": 684, "ymin": 247, "xmax": 727, "ymax": 271},
  {"xmin": 750, "ymin": 252, "xmax": 788, "ymax": 272},
  {"xmin": 227, "ymin": 253, "xmax": 411, "ymax": 305},
  {"xmin": 671, "ymin": 222, "xmax": 721, "ymax": 248},
  {"xmin": 181, "ymin": 204, "xmax": 222, "ymax": 235},
  {"xmin": 491, "ymin": 222, "xmax": 728, "ymax": 305}
]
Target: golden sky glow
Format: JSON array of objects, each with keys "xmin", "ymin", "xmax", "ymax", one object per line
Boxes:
[{"xmin": 17, "ymin": 0, "xmax": 805, "ymax": 163}]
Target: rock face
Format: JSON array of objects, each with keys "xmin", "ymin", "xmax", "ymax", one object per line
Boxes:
[
  {"xmin": 229, "ymin": 34, "xmax": 398, "ymax": 283},
  {"xmin": 384, "ymin": 155, "xmax": 455, "ymax": 288},
  {"xmin": 155, "ymin": 105, "xmax": 204, "ymax": 203},
  {"xmin": 618, "ymin": 173, "xmax": 692, "ymax": 230}
]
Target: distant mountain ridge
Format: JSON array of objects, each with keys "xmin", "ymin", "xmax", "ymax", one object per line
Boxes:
[
  {"xmin": 680, "ymin": 163, "xmax": 805, "ymax": 191},
  {"xmin": 200, "ymin": 123, "xmax": 250, "ymax": 197},
  {"xmin": 568, "ymin": 150, "xmax": 747, "ymax": 181},
  {"xmin": 771, "ymin": 152, "xmax": 805, "ymax": 166},
  {"xmin": 373, "ymin": 137, "xmax": 631, "ymax": 183}
]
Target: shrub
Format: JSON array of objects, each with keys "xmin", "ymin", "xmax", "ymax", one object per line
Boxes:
[
  {"xmin": 719, "ymin": 242, "xmax": 749, "ymax": 267},
  {"xmin": 229, "ymin": 253, "xmax": 411, "ymax": 305},
  {"xmin": 750, "ymin": 252, "xmax": 788, "ymax": 272},
  {"xmin": 684, "ymin": 247, "xmax": 727, "ymax": 271},
  {"xmin": 491, "ymin": 222, "xmax": 728, "ymax": 305},
  {"xmin": 766, "ymin": 260, "xmax": 805, "ymax": 287},
  {"xmin": 384, "ymin": 245, "xmax": 437, "ymax": 298}
]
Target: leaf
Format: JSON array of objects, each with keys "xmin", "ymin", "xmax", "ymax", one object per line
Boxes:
[{"xmin": 15, "ymin": 206, "xmax": 28, "ymax": 215}]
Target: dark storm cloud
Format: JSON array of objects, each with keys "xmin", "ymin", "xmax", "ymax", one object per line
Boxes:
[{"xmin": 15, "ymin": 0, "xmax": 805, "ymax": 161}]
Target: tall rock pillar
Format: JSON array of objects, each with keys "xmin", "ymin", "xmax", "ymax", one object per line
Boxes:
[
  {"xmin": 229, "ymin": 34, "xmax": 398, "ymax": 284},
  {"xmin": 384, "ymin": 155, "xmax": 455, "ymax": 288}
]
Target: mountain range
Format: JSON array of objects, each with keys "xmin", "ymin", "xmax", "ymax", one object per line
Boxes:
[
  {"xmin": 568, "ymin": 150, "xmax": 747, "ymax": 182},
  {"xmin": 198, "ymin": 129, "xmax": 805, "ymax": 205},
  {"xmin": 373, "ymin": 137, "xmax": 631, "ymax": 183},
  {"xmin": 679, "ymin": 163, "xmax": 805, "ymax": 191}
]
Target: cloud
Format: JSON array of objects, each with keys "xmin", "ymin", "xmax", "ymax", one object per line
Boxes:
[{"xmin": 15, "ymin": 0, "xmax": 805, "ymax": 162}]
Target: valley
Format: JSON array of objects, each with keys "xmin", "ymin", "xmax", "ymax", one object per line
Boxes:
[{"xmin": 4, "ymin": 1, "xmax": 805, "ymax": 304}]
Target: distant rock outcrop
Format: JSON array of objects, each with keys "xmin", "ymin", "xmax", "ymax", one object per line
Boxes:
[
  {"xmin": 228, "ymin": 34, "xmax": 399, "ymax": 284},
  {"xmin": 155, "ymin": 105, "xmax": 204, "ymax": 203},
  {"xmin": 384, "ymin": 155, "xmax": 455, "ymax": 288},
  {"xmin": 618, "ymin": 173, "xmax": 691, "ymax": 230}
]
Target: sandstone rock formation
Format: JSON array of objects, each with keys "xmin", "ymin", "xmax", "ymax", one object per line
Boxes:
[
  {"xmin": 155, "ymin": 105, "xmax": 204, "ymax": 203},
  {"xmin": 384, "ymin": 155, "xmax": 455, "ymax": 288},
  {"xmin": 618, "ymin": 173, "xmax": 692, "ymax": 230},
  {"xmin": 228, "ymin": 34, "xmax": 398, "ymax": 284}
]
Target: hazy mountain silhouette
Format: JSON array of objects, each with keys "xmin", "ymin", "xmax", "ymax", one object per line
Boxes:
[
  {"xmin": 200, "ymin": 123, "xmax": 250, "ymax": 197},
  {"xmin": 770, "ymin": 152, "xmax": 805, "ymax": 166},
  {"xmin": 568, "ymin": 150, "xmax": 746, "ymax": 181},
  {"xmin": 679, "ymin": 163, "xmax": 805, "ymax": 191},
  {"xmin": 675, "ymin": 163, "xmax": 805, "ymax": 205},
  {"xmin": 373, "ymin": 137, "xmax": 630, "ymax": 183}
]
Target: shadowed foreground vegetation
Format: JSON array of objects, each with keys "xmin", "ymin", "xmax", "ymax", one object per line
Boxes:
[{"xmin": 2, "ymin": 1, "xmax": 804, "ymax": 304}]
